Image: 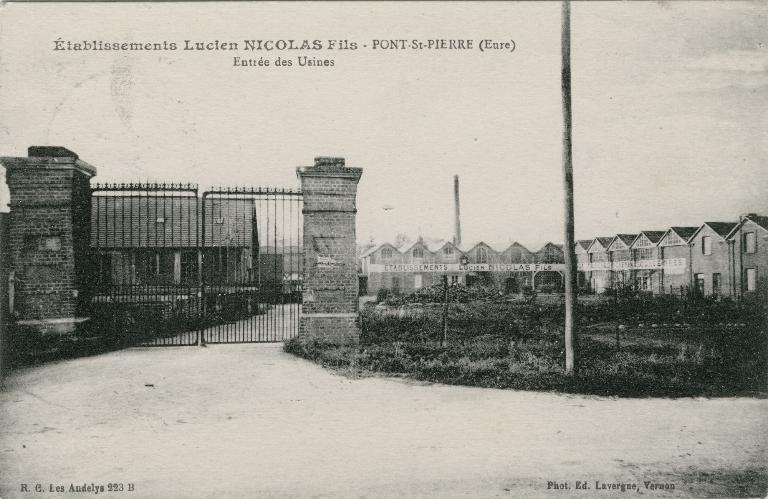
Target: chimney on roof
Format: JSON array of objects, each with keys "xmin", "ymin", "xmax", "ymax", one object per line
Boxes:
[{"xmin": 453, "ymin": 175, "xmax": 462, "ymax": 247}]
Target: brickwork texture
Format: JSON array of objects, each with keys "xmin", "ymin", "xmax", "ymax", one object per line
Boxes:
[{"xmin": 297, "ymin": 157, "xmax": 362, "ymax": 343}]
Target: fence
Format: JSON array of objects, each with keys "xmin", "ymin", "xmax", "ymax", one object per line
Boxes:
[{"xmin": 89, "ymin": 183, "xmax": 303, "ymax": 345}]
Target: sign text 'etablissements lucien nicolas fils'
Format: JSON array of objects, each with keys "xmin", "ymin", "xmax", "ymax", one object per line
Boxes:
[
  {"xmin": 368, "ymin": 263, "xmax": 565, "ymax": 273},
  {"xmin": 51, "ymin": 38, "xmax": 516, "ymax": 69}
]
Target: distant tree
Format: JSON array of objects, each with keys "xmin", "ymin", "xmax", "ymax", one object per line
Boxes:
[{"xmin": 394, "ymin": 232, "xmax": 411, "ymax": 248}]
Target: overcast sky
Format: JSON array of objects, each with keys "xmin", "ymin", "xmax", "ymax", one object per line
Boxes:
[{"xmin": 1, "ymin": 2, "xmax": 766, "ymax": 250}]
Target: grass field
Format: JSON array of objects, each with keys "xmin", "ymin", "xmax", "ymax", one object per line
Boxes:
[{"xmin": 286, "ymin": 290, "xmax": 768, "ymax": 398}]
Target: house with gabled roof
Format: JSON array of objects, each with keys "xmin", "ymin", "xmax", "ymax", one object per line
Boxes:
[
  {"xmin": 458, "ymin": 241, "xmax": 498, "ymax": 287},
  {"xmin": 91, "ymin": 195, "xmax": 258, "ymax": 287},
  {"xmin": 657, "ymin": 226, "xmax": 697, "ymax": 293},
  {"xmin": 629, "ymin": 231, "xmax": 665, "ymax": 293},
  {"xmin": 607, "ymin": 234, "xmax": 638, "ymax": 287},
  {"xmin": 497, "ymin": 242, "xmax": 536, "ymax": 292},
  {"xmin": 586, "ymin": 237, "xmax": 614, "ymax": 293},
  {"xmin": 531, "ymin": 242, "xmax": 564, "ymax": 291},
  {"xmin": 359, "ymin": 242, "xmax": 405, "ymax": 294},
  {"xmin": 574, "ymin": 240, "xmax": 593, "ymax": 291},
  {"xmin": 358, "ymin": 237, "xmax": 468, "ymax": 295},
  {"xmin": 726, "ymin": 214, "xmax": 768, "ymax": 296},
  {"xmin": 502, "ymin": 241, "xmax": 534, "ymax": 264},
  {"xmin": 689, "ymin": 222, "xmax": 738, "ymax": 297}
]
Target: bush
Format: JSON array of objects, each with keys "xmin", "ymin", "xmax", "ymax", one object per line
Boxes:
[
  {"xmin": 380, "ymin": 284, "xmax": 504, "ymax": 307},
  {"xmin": 286, "ymin": 295, "xmax": 767, "ymax": 398},
  {"xmin": 376, "ymin": 288, "xmax": 392, "ymax": 303}
]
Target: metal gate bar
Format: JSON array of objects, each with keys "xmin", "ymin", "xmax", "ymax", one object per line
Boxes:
[
  {"xmin": 200, "ymin": 187, "xmax": 303, "ymax": 344},
  {"xmin": 90, "ymin": 183, "xmax": 201, "ymax": 347}
]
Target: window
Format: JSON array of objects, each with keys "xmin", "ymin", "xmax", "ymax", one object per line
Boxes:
[
  {"xmin": 155, "ymin": 250, "xmax": 174, "ymax": 276},
  {"xmin": 712, "ymin": 273, "xmax": 721, "ymax": 297},
  {"xmin": 381, "ymin": 247, "xmax": 393, "ymax": 259},
  {"xmin": 613, "ymin": 249, "xmax": 631, "ymax": 261},
  {"xmin": 663, "ymin": 232, "xmax": 682, "ymax": 246},
  {"xmin": 412, "ymin": 247, "xmax": 424, "ymax": 259},
  {"xmin": 746, "ymin": 268, "xmax": 757, "ymax": 292},
  {"xmin": 477, "ymin": 247, "xmax": 488, "ymax": 263},
  {"xmin": 443, "ymin": 245, "xmax": 453, "ymax": 256},
  {"xmin": 744, "ymin": 232, "xmax": 756, "ymax": 254},
  {"xmin": 592, "ymin": 251, "xmax": 607, "ymax": 262},
  {"xmin": 451, "ymin": 275, "xmax": 459, "ymax": 285},
  {"xmin": 414, "ymin": 274, "xmax": 423, "ymax": 289},
  {"xmin": 635, "ymin": 248, "xmax": 655, "ymax": 260},
  {"xmin": 156, "ymin": 217, "xmax": 165, "ymax": 224},
  {"xmin": 702, "ymin": 236, "xmax": 712, "ymax": 255}
]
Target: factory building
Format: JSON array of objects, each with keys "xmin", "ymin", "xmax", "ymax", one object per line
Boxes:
[
  {"xmin": 358, "ymin": 174, "xmax": 765, "ymax": 299},
  {"xmin": 359, "ymin": 238, "xmax": 564, "ymax": 296}
]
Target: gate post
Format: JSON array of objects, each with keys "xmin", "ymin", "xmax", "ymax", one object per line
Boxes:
[
  {"xmin": 0, "ymin": 147, "xmax": 96, "ymax": 334},
  {"xmin": 297, "ymin": 157, "xmax": 362, "ymax": 343}
]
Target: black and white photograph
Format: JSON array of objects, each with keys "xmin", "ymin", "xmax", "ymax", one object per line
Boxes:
[{"xmin": 0, "ymin": 1, "xmax": 766, "ymax": 497}]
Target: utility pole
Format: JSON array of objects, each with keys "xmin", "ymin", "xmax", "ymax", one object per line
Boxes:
[
  {"xmin": 442, "ymin": 274, "xmax": 449, "ymax": 347},
  {"xmin": 561, "ymin": 0, "xmax": 578, "ymax": 375}
]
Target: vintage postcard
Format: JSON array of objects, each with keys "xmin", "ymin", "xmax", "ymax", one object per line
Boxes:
[{"xmin": 0, "ymin": 1, "xmax": 766, "ymax": 498}]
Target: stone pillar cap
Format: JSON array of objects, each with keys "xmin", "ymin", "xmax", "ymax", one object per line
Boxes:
[
  {"xmin": 297, "ymin": 156, "xmax": 362, "ymax": 182},
  {"xmin": 314, "ymin": 157, "xmax": 345, "ymax": 168},
  {"xmin": 1, "ymin": 146, "xmax": 97, "ymax": 177},
  {"xmin": 28, "ymin": 146, "xmax": 79, "ymax": 159}
]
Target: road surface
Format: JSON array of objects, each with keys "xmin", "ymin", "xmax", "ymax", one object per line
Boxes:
[{"xmin": 1, "ymin": 344, "xmax": 766, "ymax": 498}]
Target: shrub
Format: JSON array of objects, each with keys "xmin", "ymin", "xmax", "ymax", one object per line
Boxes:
[{"xmin": 286, "ymin": 295, "xmax": 767, "ymax": 398}]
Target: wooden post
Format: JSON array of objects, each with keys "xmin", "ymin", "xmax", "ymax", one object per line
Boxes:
[
  {"xmin": 442, "ymin": 274, "xmax": 449, "ymax": 347},
  {"xmin": 561, "ymin": 0, "xmax": 578, "ymax": 375}
]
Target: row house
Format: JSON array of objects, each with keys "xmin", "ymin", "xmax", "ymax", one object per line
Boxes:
[
  {"xmin": 657, "ymin": 226, "xmax": 698, "ymax": 293},
  {"xmin": 630, "ymin": 231, "xmax": 665, "ymax": 292},
  {"xmin": 576, "ymin": 213, "xmax": 767, "ymax": 298},
  {"xmin": 584, "ymin": 237, "xmax": 614, "ymax": 293},
  {"xmin": 728, "ymin": 215, "xmax": 768, "ymax": 296},
  {"xmin": 607, "ymin": 234, "xmax": 638, "ymax": 288},
  {"xmin": 687, "ymin": 222, "xmax": 738, "ymax": 297}
]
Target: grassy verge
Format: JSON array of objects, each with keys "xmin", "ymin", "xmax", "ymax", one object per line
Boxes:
[{"xmin": 285, "ymin": 298, "xmax": 767, "ymax": 398}]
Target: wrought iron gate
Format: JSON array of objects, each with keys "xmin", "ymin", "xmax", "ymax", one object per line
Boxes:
[
  {"xmin": 89, "ymin": 183, "xmax": 303, "ymax": 346},
  {"xmin": 199, "ymin": 187, "xmax": 303, "ymax": 343}
]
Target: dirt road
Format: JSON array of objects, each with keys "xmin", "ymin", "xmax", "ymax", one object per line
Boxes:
[{"xmin": 1, "ymin": 344, "xmax": 766, "ymax": 498}]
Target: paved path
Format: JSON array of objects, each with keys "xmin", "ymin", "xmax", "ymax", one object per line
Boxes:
[
  {"xmin": 153, "ymin": 304, "xmax": 301, "ymax": 345},
  {"xmin": 1, "ymin": 344, "xmax": 766, "ymax": 498}
]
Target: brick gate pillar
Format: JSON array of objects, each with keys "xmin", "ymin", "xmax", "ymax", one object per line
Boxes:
[
  {"xmin": 297, "ymin": 157, "xmax": 363, "ymax": 343},
  {"xmin": 0, "ymin": 147, "xmax": 96, "ymax": 334}
]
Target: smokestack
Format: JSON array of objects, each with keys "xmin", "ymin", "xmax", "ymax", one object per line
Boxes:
[{"xmin": 453, "ymin": 175, "xmax": 462, "ymax": 247}]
